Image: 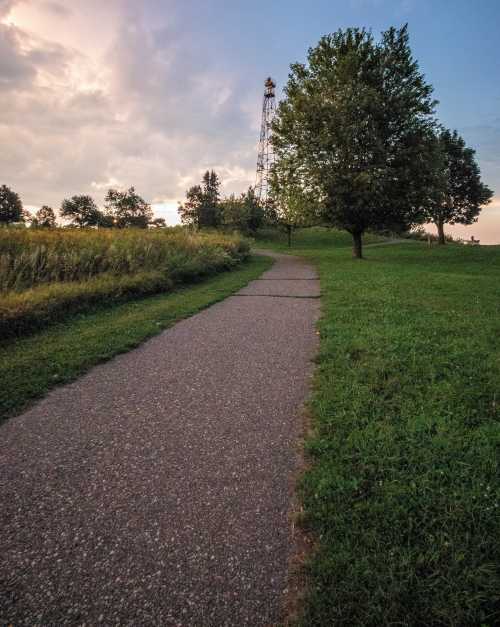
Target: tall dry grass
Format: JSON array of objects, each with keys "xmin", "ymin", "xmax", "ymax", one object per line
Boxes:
[
  {"xmin": 0, "ymin": 227, "xmax": 250, "ymax": 337},
  {"xmin": 0, "ymin": 227, "xmax": 249, "ymax": 292}
]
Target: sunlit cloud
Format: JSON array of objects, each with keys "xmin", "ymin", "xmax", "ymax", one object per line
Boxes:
[{"xmin": 0, "ymin": 0, "xmax": 257, "ymax": 217}]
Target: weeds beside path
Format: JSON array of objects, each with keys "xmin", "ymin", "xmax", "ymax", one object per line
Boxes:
[{"xmin": 257, "ymin": 228, "xmax": 500, "ymax": 626}]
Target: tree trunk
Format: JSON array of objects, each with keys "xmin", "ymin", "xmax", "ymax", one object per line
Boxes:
[
  {"xmin": 287, "ymin": 225, "xmax": 292, "ymax": 248},
  {"xmin": 436, "ymin": 219, "xmax": 445, "ymax": 245},
  {"xmin": 352, "ymin": 231, "xmax": 363, "ymax": 259}
]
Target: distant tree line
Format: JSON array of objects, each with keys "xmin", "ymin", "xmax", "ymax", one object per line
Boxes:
[
  {"xmin": 178, "ymin": 170, "xmax": 265, "ymax": 235},
  {"xmin": 0, "ymin": 185, "xmax": 166, "ymax": 229}
]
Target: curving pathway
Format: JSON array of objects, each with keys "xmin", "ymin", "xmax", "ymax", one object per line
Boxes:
[{"xmin": 0, "ymin": 252, "xmax": 320, "ymax": 626}]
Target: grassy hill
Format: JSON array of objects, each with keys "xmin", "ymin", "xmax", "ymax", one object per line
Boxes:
[{"xmin": 258, "ymin": 228, "xmax": 500, "ymax": 626}]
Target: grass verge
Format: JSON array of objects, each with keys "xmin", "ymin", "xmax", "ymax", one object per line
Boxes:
[
  {"xmin": 259, "ymin": 230, "xmax": 500, "ymax": 626},
  {"xmin": 0, "ymin": 254, "xmax": 273, "ymax": 423}
]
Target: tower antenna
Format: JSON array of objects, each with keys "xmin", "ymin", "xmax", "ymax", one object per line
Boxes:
[{"xmin": 255, "ymin": 77, "xmax": 276, "ymax": 204}]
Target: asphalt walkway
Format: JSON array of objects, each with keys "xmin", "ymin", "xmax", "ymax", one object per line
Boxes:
[{"xmin": 0, "ymin": 252, "xmax": 320, "ymax": 626}]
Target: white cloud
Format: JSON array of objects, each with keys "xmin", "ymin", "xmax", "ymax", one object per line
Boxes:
[{"xmin": 0, "ymin": 0, "xmax": 259, "ymax": 216}]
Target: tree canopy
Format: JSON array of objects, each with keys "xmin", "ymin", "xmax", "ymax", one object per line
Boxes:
[
  {"xmin": 272, "ymin": 25, "xmax": 438, "ymax": 257},
  {"xmin": 0, "ymin": 185, "xmax": 24, "ymax": 225}
]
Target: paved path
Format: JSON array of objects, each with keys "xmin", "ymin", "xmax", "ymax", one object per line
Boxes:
[{"xmin": 0, "ymin": 252, "xmax": 320, "ymax": 626}]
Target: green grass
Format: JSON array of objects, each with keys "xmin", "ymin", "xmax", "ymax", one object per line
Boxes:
[
  {"xmin": 260, "ymin": 230, "xmax": 500, "ymax": 626},
  {"xmin": 254, "ymin": 225, "xmax": 387, "ymax": 251},
  {"xmin": 0, "ymin": 255, "xmax": 273, "ymax": 423}
]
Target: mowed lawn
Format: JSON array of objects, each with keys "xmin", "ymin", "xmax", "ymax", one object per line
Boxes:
[{"xmin": 258, "ymin": 229, "xmax": 500, "ymax": 626}]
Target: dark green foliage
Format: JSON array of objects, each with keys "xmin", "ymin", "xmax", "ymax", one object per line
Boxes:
[
  {"xmin": 272, "ymin": 25, "xmax": 438, "ymax": 258},
  {"xmin": 261, "ymin": 232, "xmax": 500, "ymax": 625},
  {"xmin": 31, "ymin": 205, "xmax": 57, "ymax": 228},
  {"xmin": 60, "ymin": 194, "xmax": 103, "ymax": 227},
  {"xmin": 104, "ymin": 186, "xmax": 153, "ymax": 228},
  {"xmin": 0, "ymin": 184, "xmax": 24, "ymax": 224},
  {"xmin": 427, "ymin": 129, "xmax": 493, "ymax": 244},
  {"xmin": 0, "ymin": 255, "xmax": 273, "ymax": 422},
  {"xmin": 178, "ymin": 170, "xmax": 221, "ymax": 228},
  {"xmin": 220, "ymin": 187, "xmax": 264, "ymax": 234}
]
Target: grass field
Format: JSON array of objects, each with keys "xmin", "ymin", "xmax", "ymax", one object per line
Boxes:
[
  {"xmin": 0, "ymin": 228, "xmax": 249, "ymax": 337},
  {"xmin": 0, "ymin": 255, "xmax": 273, "ymax": 423},
  {"xmin": 257, "ymin": 228, "xmax": 500, "ymax": 626}
]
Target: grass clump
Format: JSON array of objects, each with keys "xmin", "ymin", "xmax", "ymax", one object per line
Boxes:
[
  {"xmin": 0, "ymin": 228, "xmax": 249, "ymax": 337},
  {"xmin": 261, "ymin": 230, "xmax": 500, "ymax": 626}
]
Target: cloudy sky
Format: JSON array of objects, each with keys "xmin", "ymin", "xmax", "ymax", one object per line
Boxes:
[{"xmin": 2, "ymin": 0, "xmax": 500, "ymax": 241}]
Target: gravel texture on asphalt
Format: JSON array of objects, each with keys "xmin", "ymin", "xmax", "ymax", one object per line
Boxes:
[{"xmin": 0, "ymin": 252, "xmax": 320, "ymax": 626}]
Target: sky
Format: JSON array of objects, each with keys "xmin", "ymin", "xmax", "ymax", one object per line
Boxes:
[{"xmin": 1, "ymin": 0, "xmax": 500, "ymax": 242}]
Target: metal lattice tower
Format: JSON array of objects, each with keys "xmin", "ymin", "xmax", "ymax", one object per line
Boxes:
[{"xmin": 255, "ymin": 77, "xmax": 276, "ymax": 203}]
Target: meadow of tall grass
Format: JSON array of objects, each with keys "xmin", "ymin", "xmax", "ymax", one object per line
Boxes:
[
  {"xmin": 0, "ymin": 227, "xmax": 249, "ymax": 337},
  {"xmin": 0, "ymin": 227, "xmax": 249, "ymax": 291}
]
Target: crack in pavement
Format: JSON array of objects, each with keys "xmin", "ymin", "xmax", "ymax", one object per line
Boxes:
[{"xmin": 234, "ymin": 294, "xmax": 321, "ymax": 299}]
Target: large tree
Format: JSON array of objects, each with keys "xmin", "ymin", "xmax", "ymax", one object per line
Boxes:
[
  {"xmin": 105, "ymin": 187, "xmax": 153, "ymax": 228},
  {"xmin": 178, "ymin": 170, "xmax": 221, "ymax": 228},
  {"xmin": 426, "ymin": 128, "xmax": 493, "ymax": 244},
  {"xmin": 0, "ymin": 184, "xmax": 23, "ymax": 225},
  {"xmin": 272, "ymin": 25, "xmax": 438, "ymax": 258},
  {"xmin": 60, "ymin": 195, "xmax": 103, "ymax": 227}
]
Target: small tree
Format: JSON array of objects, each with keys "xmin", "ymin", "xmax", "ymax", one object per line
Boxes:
[
  {"xmin": 178, "ymin": 170, "xmax": 221, "ymax": 228},
  {"xmin": 32, "ymin": 205, "xmax": 57, "ymax": 228},
  {"xmin": 270, "ymin": 161, "xmax": 317, "ymax": 247},
  {"xmin": 242, "ymin": 187, "xmax": 264, "ymax": 233},
  {"xmin": 0, "ymin": 184, "xmax": 24, "ymax": 225},
  {"xmin": 272, "ymin": 25, "xmax": 438, "ymax": 258},
  {"xmin": 178, "ymin": 184, "xmax": 204, "ymax": 227},
  {"xmin": 23, "ymin": 209, "xmax": 33, "ymax": 226},
  {"xmin": 220, "ymin": 187, "xmax": 264, "ymax": 234},
  {"xmin": 199, "ymin": 170, "xmax": 221, "ymax": 228},
  {"xmin": 105, "ymin": 187, "xmax": 153, "ymax": 228},
  {"xmin": 426, "ymin": 129, "xmax": 493, "ymax": 244}
]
